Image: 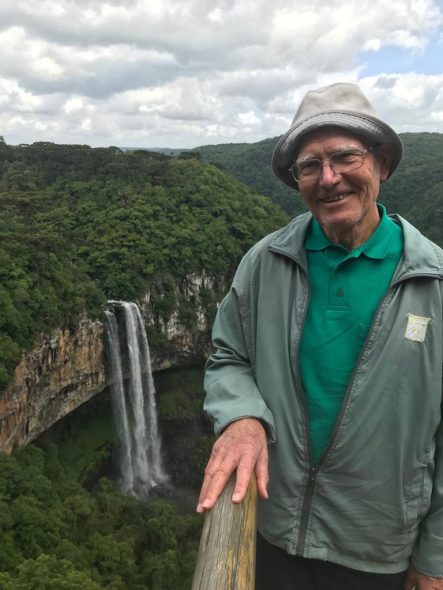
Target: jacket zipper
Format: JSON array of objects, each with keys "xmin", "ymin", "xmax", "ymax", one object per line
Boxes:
[
  {"xmin": 269, "ymin": 245, "xmax": 317, "ymax": 555},
  {"xmin": 269, "ymin": 246, "xmax": 440, "ymax": 555},
  {"xmin": 296, "ymin": 466, "xmax": 318, "ymax": 554},
  {"xmin": 292, "ymin": 275, "xmax": 316, "ymax": 556},
  {"xmin": 269, "ymin": 245, "xmax": 321, "ymax": 554}
]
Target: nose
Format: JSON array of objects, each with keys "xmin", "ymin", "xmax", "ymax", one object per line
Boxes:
[{"xmin": 319, "ymin": 160, "xmax": 341, "ymax": 188}]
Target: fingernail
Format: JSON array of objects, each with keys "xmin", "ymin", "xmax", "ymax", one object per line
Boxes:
[
  {"xmin": 196, "ymin": 504, "xmax": 203, "ymax": 513},
  {"xmin": 232, "ymin": 492, "xmax": 241, "ymax": 502}
]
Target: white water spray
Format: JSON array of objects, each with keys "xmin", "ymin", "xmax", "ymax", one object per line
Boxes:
[{"xmin": 105, "ymin": 301, "xmax": 167, "ymax": 498}]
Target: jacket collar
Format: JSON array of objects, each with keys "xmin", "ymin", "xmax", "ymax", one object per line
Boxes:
[
  {"xmin": 268, "ymin": 212, "xmax": 311, "ymax": 269},
  {"xmin": 268, "ymin": 210, "xmax": 443, "ymax": 280},
  {"xmin": 392, "ymin": 214, "xmax": 443, "ymax": 281}
]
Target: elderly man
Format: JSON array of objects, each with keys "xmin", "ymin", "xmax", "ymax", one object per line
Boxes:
[{"xmin": 197, "ymin": 83, "xmax": 443, "ymax": 590}]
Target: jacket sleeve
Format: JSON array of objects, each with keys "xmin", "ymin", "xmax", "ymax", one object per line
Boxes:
[
  {"xmin": 203, "ymin": 283, "xmax": 276, "ymax": 442},
  {"xmin": 410, "ymin": 277, "xmax": 443, "ymax": 577},
  {"xmin": 410, "ymin": 411, "xmax": 443, "ymax": 577},
  {"xmin": 410, "ymin": 366, "xmax": 443, "ymax": 577}
]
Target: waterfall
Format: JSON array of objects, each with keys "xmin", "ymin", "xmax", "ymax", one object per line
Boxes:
[{"xmin": 105, "ymin": 301, "xmax": 167, "ymax": 498}]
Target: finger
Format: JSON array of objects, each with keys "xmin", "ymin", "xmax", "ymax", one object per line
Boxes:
[
  {"xmin": 196, "ymin": 447, "xmax": 225, "ymax": 505},
  {"xmin": 197, "ymin": 448, "xmax": 239, "ymax": 511},
  {"xmin": 196, "ymin": 474, "xmax": 213, "ymax": 511},
  {"xmin": 231, "ymin": 454, "xmax": 259, "ymax": 503},
  {"xmin": 199, "ymin": 463, "xmax": 237, "ymax": 511},
  {"xmin": 255, "ymin": 447, "xmax": 269, "ymax": 500}
]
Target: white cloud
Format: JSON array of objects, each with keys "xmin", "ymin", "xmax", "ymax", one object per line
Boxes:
[
  {"xmin": 0, "ymin": 77, "xmax": 42, "ymax": 112},
  {"xmin": 80, "ymin": 117, "xmax": 92, "ymax": 131},
  {"xmin": 361, "ymin": 73, "xmax": 443, "ymax": 131},
  {"xmin": 238, "ymin": 111, "xmax": 261, "ymax": 126},
  {"xmin": 63, "ymin": 97, "xmax": 85, "ymax": 114},
  {"xmin": 0, "ymin": 0, "xmax": 441, "ymax": 146},
  {"xmin": 113, "ymin": 76, "xmax": 220, "ymax": 121}
]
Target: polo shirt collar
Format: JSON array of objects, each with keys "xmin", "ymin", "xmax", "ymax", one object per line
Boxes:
[{"xmin": 305, "ymin": 204, "xmax": 396, "ymax": 260}]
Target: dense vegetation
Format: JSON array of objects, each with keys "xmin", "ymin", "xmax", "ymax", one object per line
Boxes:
[
  {"xmin": 195, "ymin": 132, "xmax": 443, "ymax": 240},
  {"xmin": 0, "ymin": 367, "xmax": 211, "ymax": 589},
  {"xmin": 0, "ymin": 138, "xmax": 288, "ymax": 389},
  {"xmin": 194, "ymin": 138, "xmax": 305, "ymax": 217},
  {"xmin": 0, "ymin": 444, "xmax": 201, "ymax": 589},
  {"xmin": 1, "ymin": 133, "xmax": 441, "ymax": 389}
]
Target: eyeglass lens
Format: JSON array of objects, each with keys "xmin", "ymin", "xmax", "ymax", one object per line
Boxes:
[{"xmin": 292, "ymin": 149, "xmax": 368, "ymax": 181}]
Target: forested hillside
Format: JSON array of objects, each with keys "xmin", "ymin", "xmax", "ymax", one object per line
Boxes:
[
  {"xmin": 194, "ymin": 138, "xmax": 304, "ymax": 216},
  {"xmin": 1, "ymin": 133, "xmax": 441, "ymax": 389},
  {"xmin": 0, "ymin": 443, "xmax": 201, "ymax": 589},
  {"xmin": 0, "ymin": 139, "xmax": 288, "ymax": 390},
  {"xmin": 195, "ymin": 132, "xmax": 443, "ymax": 244}
]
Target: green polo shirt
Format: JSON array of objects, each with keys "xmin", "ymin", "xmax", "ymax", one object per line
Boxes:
[{"xmin": 299, "ymin": 205, "xmax": 403, "ymax": 465}]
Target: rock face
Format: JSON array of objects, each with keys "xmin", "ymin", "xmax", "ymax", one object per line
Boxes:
[
  {"xmin": 140, "ymin": 272, "xmax": 218, "ymax": 369},
  {"xmin": 0, "ymin": 273, "xmax": 224, "ymax": 454},
  {"xmin": 0, "ymin": 317, "xmax": 106, "ymax": 454}
]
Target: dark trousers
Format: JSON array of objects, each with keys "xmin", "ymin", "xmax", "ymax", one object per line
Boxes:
[{"xmin": 256, "ymin": 534, "xmax": 407, "ymax": 590}]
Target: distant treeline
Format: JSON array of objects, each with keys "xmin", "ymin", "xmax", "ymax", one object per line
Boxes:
[
  {"xmin": 194, "ymin": 132, "xmax": 443, "ymax": 246},
  {"xmin": 0, "ymin": 137, "xmax": 288, "ymax": 390}
]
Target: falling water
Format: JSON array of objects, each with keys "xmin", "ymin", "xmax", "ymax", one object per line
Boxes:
[{"xmin": 105, "ymin": 301, "xmax": 167, "ymax": 498}]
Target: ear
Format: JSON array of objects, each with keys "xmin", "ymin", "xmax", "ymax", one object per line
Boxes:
[{"xmin": 377, "ymin": 144, "xmax": 394, "ymax": 182}]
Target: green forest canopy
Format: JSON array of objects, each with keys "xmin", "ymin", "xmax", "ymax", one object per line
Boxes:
[
  {"xmin": 0, "ymin": 140, "xmax": 288, "ymax": 390},
  {"xmin": 0, "ymin": 362, "xmax": 210, "ymax": 589},
  {"xmin": 0, "ymin": 443, "xmax": 200, "ymax": 589},
  {"xmin": 0, "ymin": 133, "xmax": 442, "ymax": 389},
  {"xmin": 195, "ymin": 132, "xmax": 443, "ymax": 246}
]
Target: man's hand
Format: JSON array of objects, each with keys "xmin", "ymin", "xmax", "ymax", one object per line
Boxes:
[
  {"xmin": 404, "ymin": 567, "xmax": 443, "ymax": 589},
  {"xmin": 196, "ymin": 418, "xmax": 268, "ymax": 513}
]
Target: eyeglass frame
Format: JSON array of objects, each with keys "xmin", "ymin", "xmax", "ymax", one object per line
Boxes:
[{"xmin": 288, "ymin": 146, "xmax": 376, "ymax": 183}]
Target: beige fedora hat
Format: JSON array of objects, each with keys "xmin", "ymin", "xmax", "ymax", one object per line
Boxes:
[{"xmin": 271, "ymin": 82, "xmax": 403, "ymax": 191}]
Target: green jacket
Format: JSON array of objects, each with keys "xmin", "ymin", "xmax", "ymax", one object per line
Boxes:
[{"xmin": 204, "ymin": 212, "xmax": 443, "ymax": 576}]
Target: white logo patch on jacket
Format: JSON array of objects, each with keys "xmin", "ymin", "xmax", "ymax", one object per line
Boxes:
[{"xmin": 405, "ymin": 313, "xmax": 431, "ymax": 342}]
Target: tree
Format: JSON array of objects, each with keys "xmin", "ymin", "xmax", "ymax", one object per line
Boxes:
[{"xmin": 9, "ymin": 554, "xmax": 102, "ymax": 590}]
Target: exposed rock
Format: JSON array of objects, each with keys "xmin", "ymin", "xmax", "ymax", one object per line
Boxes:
[
  {"xmin": 140, "ymin": 272, "xmax": 220, "ymax": 369},
  {"xmin": 0, "ymin": 317, "xmax": 106, "ymax": 454},
  {"xmin": 0, "ymin": 273, "xmax": 225, "ymax": 453}
]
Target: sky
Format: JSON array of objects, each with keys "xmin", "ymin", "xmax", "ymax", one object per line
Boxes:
[{"xmin": 0, "ymin": 0, "xmax": 442, "ymax": 149}]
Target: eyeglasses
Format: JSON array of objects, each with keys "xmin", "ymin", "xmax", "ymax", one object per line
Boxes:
[{"xmin": 289, "ymin": 147, "xmax": 375, "ymax": 183}]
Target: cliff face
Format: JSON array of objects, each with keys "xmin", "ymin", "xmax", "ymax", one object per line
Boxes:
[
  {"xmin": 0, "ymin": 318, "xmax": 106, "ymax": 454},
  {"xmin": 140, "ymin": 272, "xmax": 217, "ymax": 369},
  {"xmin": 0, "ymin": 273, "xmax": 223, "ymax": 454}
]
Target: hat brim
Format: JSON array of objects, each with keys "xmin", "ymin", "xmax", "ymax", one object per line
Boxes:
[{"xmin": 271, "ymin": 111, "xmax": 403, "ymax": 191}]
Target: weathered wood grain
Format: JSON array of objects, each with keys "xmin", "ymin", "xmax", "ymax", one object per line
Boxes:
[{"xmin": 192, "ymin": 475, "xmax": 257, "ymax": 589}]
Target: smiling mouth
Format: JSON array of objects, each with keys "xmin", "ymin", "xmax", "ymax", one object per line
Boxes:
[{"xmin": 321, "ymin": 192, "xmax": 352, "ymax": 203}]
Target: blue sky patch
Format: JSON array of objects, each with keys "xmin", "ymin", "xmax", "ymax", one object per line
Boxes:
[{"xmin": 360, "ymin": 34, "xmax": 443, "ymax": 76}]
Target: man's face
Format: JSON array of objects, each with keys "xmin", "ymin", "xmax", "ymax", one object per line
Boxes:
[{"xmin": 295, "ymin": 128, "xmax": 391, "ymax": 248}]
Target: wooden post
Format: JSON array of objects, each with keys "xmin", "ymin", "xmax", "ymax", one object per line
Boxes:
[{"xmin": 192, "ymin": 475, "xmax": 257, "ymax": 589}]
